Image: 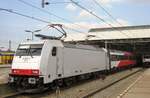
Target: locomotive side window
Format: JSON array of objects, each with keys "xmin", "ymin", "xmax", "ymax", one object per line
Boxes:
[{"xmin": 52, "ymin": 47, "xmax": 57, "ymax": 56}]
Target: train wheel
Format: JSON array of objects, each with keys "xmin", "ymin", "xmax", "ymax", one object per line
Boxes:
[
  {"xmin": 50, "ymin": 83, "xmax": 57, "ymax": 90},
  {"xmin": 57, "ymin": 79, "xmax": 63, "ymax": 87},
  {"xmin": 64, "ymin": 78, "xmax": 73, "ymax": 87},
  {"xmin": 50, "ymin": 80, "xmax": 61, "ymax": 90},
  {"xmin": 101, "ymin": 75, "xmax": 106, "ymax": 80},
  {"xmin": 93, "ymin": 72, "xmax": 99, "ymax": 79}
]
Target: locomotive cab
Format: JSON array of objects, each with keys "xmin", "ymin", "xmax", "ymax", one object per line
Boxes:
[{"xmin": 9, "ymin": 40, "xmax": 63, "ymax": 90}]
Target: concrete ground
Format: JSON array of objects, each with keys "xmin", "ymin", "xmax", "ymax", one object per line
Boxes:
[
  {"xmin": 0, "ymin": 64, "xmax": 11, "ymax": 68},
  {"xmin": 91, "ymin": 69, "xmax": 143, "ymax": 98},
  {"xmin": 118, "ymin": 68, "xmax": 150, "ymax": 98},
  {"xmin": 0, "ymin": 65, "xmax": 11, "ymax": 84}
]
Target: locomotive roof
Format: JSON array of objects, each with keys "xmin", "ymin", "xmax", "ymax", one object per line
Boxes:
[
  {"xmin": 64, "ymin": 43, "xmax": 105, "ymax": 51},
  {"xmin": 20, "ymin": 40, "xmax": 45, "ymax": 45}
]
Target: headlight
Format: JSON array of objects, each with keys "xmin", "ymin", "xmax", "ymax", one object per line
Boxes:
[{"xmin": 28, "ymin": 78, "xmax": 36, "ymax": 84}]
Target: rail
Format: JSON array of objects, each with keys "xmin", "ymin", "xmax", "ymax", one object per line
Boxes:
[
  {"xmin": 0, "ymin": 68, "xmax": 144, "ymax": 98},
  {"xmin": 82, "ymin": 69, "xmax": 144, "ymax": 98}
]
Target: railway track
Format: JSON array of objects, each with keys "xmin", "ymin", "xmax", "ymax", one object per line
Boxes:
[
  {"xmin": 2, "ymin": 92, "xmax": 23, "ymax": 98},
  {"xmin": 0, "ymin": 68, "xmax": 144, "ymax": 98},
  {"xmin": 0, "ymin": 83, "xmax": 17, "ymax": 98},
  {"xmin": 82, "ymin": 68, "xmax": 144, "ymax": 98}
]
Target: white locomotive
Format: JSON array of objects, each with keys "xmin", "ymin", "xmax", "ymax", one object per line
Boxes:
[
  {"xmin": 9, "ymin": 39, "xmax": 110, "ymax": 89},
  {"xmin": 8, "ymin": 39, "xmax": 136, "ymax": 90}
]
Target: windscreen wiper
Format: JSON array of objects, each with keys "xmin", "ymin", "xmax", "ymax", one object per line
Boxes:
[{"xmin": 28, "ymin": 47, "xmax": 33, "ymax": 58}]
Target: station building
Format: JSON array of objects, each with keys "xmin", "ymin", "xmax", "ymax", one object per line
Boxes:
[{"xmin": 65, "ymin": 25, "xmax": 150, "ymax": 66}]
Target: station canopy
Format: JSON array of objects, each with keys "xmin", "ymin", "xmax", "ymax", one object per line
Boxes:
[
  {"xmin": 64, "ymin": 25, "xmax": 150, "ymax": 54},
  {"xmin": 64, "ymin": 25, "xmax": 150, "ymax": 43}
]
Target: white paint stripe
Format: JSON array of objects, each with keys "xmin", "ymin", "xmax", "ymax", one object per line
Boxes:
[
  {"xmin": 111, "ymin": 61, "xmax": 120, "ymax": 67},
  {"xmin": 117, "ymin": 72, "xmax": 144, "ymax": 98}
]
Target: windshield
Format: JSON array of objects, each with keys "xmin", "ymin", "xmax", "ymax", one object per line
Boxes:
[{"xmin": 16, "ymin": 44, "xmax": 43, "ymax": 56}]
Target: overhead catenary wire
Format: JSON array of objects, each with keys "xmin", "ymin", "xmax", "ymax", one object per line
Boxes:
[
  {"xmin": 17, "ymin": 0, "xmax": 101, "ymax": 39},
  {"xmin": 92, "ymin": 0, "xmax": 134, "ymax": 36},
  {"xmin": 0, "ymin": 7, "xmax": 86, "ymax": 36},
  {"xmin": 0, "ymin": 8, "xmax": 51, "ymax": 24},
  {"xmin": 17, "ymin": 0, "xmax": 89, "ymax": 32},
  {"xmin": 63, "ymin": 26, "xmax": 84, "ymax": 34},
  {"xmin": 45, "ymin": 1, "xmax": 77, "ymax": 4},
  {"xmin": 93, "ymin": 0, "xmax": 123, "ymax": 26},
  {"xmin": 0, "ymin": 4, "xmax": 102, "ymax": 42},
  {"xmin": 17, "ymin": 0, "xmax": 67, "ymax": 23},
  {"xmin": 0, "ymin": 8, "xmax": 103, "ymax": 42},
  {"xmin": 16, "ymin": 0, "xmax": 105, "ymax": 39},
  {"xmin": 70, "ymin": 0, "xmax": 111, "ymax": 26},
  {"xmin": 70, "ymin": 0, "xmax": 130, "ymax": 38}
]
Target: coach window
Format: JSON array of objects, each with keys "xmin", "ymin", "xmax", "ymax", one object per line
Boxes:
[
  {"xmin": 52, "ymin": 47, "xmax": 57, "ymax": 56},
  {"xmin": 111, "ymin": 55, "xmax": 116, "ymax": 61}
]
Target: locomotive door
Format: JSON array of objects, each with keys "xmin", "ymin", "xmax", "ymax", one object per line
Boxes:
[{"xmin": 56, "ymin": 47, "xmax": 64, "ymax": 78}]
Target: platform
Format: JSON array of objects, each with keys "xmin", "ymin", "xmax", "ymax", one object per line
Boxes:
[
  {"xmin": 0, "ymin": 64, "xmax": 11, "ymax": 68},
  {"xmin": 118, "ymin": 68, "xmax": 150, "ymax": 98}
]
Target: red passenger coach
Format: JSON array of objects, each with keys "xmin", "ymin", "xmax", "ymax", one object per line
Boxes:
[{"xmin": 110, "ymin": 51, "xmax": 136, "ymax": 69}]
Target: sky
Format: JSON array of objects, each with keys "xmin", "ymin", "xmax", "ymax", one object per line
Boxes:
[{"xmin": 0, "ymin": 0, "xmax": 150, "ymax": 50}]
